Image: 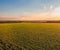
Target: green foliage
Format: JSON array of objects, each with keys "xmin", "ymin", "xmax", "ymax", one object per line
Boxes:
[{"xmin": 0, "ymin": 23, "xmax": 60, "ymax": 50}]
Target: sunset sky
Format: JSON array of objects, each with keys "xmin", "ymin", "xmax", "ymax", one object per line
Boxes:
[{"xmin": 0, "ymin": 0, "xmax": 60, "ymax": 20}]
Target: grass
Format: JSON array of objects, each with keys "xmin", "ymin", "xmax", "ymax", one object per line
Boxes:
[{"xmin": 0, "ymin": 23, "xmax": 60, "ymax": 50}]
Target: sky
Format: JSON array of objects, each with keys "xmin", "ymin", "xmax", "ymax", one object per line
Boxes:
[{"xmin": 0, "ymin": 0, "xmax": 60, "ymax": 20}]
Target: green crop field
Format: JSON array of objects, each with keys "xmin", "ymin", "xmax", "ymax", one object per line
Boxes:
[{"xmin": 0, "ymin": 23, "xmax": 60, "ymax": 50}]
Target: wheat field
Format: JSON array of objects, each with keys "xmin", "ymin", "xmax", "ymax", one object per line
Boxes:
[{"xmin": 0, "ymin": 23, "xmax": 60, "ymax": 50}]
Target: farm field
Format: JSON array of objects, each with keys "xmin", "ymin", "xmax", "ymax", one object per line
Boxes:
[{"xmin": 0, "ymin": 23, "xmax": 60, "ymax": 50}]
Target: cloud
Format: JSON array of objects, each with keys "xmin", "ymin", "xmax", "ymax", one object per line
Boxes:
[{"xmin": 51, "ymin": 7, "xmax": 60, "ymax": 16}]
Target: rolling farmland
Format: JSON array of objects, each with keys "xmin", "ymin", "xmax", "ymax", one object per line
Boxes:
[{"xmin": 0, "ymin": 23, "xmax": 60, "ymax": 50}]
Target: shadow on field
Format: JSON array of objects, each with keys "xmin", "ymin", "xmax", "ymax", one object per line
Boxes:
[{"xmin": 0, "ymin": 39, "xmax": 23, "ymax": 50}]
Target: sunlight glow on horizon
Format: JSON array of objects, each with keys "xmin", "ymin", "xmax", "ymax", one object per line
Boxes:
[{"xmin": 1, "ymin": 7, "xmax": 60, "ymax": 21}]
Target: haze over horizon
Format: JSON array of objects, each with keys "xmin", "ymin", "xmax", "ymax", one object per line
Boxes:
[{"xmin": 0, "ymin": 0, "xmax": 60, "ymax": 21}]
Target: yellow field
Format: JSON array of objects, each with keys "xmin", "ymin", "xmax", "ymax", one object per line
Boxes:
[{"xmin": 0, "ymin": 23, "xmax": 60, "ymax": 50}]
